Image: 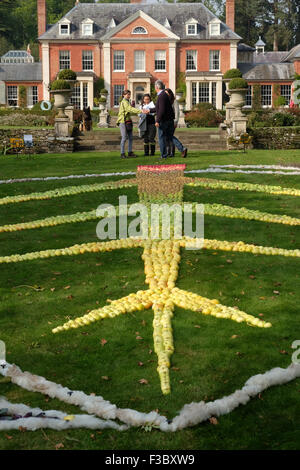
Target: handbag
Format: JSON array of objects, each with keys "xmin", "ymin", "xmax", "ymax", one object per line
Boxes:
[{"xmin": 123, "ymin": 101, "xmax": 133, "ymax": 132}]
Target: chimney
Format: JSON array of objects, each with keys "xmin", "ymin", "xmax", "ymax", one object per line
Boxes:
[
  {"xmin": 37, "ymin": 0, "xmax": 47, "ymax": 38},
  {"xmin": 226, "ymin": 0, "xmax": 235, "ymax": 32}
]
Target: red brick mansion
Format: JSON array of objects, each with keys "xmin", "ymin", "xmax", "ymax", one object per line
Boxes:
[{"xmin": 0, "ymin": 0, "xmax": 299, "ymax": 111}]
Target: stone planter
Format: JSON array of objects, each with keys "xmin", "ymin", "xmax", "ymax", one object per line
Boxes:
[
  {"xmin": 50, "ymin": 89, "xmax": 72, "ymax": 118},
  {"xmin": 227, "ymin": 88, "xmax": 247, "ymax": 117}
]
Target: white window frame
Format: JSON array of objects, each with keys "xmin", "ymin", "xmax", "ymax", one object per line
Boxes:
[
  {"xmin": 113, "ymin": 50, "xmax": 125, "ymax": 72},
  {"xmin": 132, "ymin": 26, "xmax": 148, "ymax": 35},
  {"xmin": 245, "ymin": 85, "xmax": 252, "ymax": 107},
  {"xmin": 27, "ymin": 86, "xmax": 38, "ymax": 107},
  {"xmin": 82, "ymin": 50, "xmax": 94, "ymax": 71},
  {"xmin": 59, "ymin": 50, "xmax": 70, "ymax": 70},
  {"xmin": 82, "ymin": 23, "xmax": 93, "ymax": 36},
  {"xmin": 210, "ymin": 23, "xmax": 220, "ymax": 36},
  {"xmin": 134, "ymin": 50, "xmax": 145, "ymax": 72},
  {"xmin": 59, "ymin": 23, "xmax": 70, "ymax": 36},
  {"xmin": 113, "ymin": 84, "xmax": 124, "ymax": 107},
  {"xmin": 209, "ymin": 50, "xmax": 220, "ymax": 71},
  {"xmin": 186, "ymin": 50, "xmax": 197, "ymax": 71},
  {"xmin": 187, "ymin": 24, "xmax": 197, "ymax": 35},
  {"xmin": 280, "ymin": 84, "xmax": 291, "ymax": 106},
  {"xmin": 7, "ymin": 85, "xmax": 18, "ymax": 107},
  {"xmin": 261, "ymin": 84, "xmax": 272, "ymax": 107},
  {"xmin": 191, "ymin": 81, "xmax": 217, "ymax": 107},
  {"xmin": 154, "ymin": 50, "xmax": 166, "ymax": 72}
]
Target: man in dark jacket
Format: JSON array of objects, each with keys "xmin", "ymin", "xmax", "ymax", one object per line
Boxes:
[{"xmin": 153, "ymin": 80, "xmax": 175, "ymax": 159}]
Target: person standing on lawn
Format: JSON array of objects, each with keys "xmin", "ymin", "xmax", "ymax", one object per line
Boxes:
[
  {"xmin": 165, "ymin": 88, "xmax": 187, "ymax": 158},
  {"xmin": 152, "ymin": 80, "xmax": 175, "ymax": 159},
  {"xmin": 139, "ymin": 93, "xmax": 156, "ymax": 156},
  {"xmin": 117, "ymin": 89, "xmax": 145, "ymax": 159}
]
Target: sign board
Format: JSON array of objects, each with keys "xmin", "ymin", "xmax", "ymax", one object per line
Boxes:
[
  {"xmin": 24, "ymin": 135, "xmax": 33, "ymax": 148},
  {"xmin": 10, "ymin": 138, "xmax": 24, "ymax": 149}
]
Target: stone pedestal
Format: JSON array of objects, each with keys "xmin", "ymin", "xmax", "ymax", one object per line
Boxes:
[
  {"xmin": 55, "ymin": 117, "xmax": 70, "ymax": 137},
  {"xmin": 97, "ymin": 109, "xmax": 109, "ymax": 128},
  {"xmin": 231, "ymin": 115, "xmax": 248, "ymax": 135},
  {"xmin": 225, "ymin": 102, "xmax": 235, "ymax": 126},
  {"xmin": 65, "ymin": 106, "xmax": 74, "ymax": 124},
  {"xmin": 177, "ymin": 102, "xmax": 186, "ymax": 128}
]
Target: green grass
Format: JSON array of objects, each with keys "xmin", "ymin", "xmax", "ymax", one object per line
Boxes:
[{"xmin": 0, "ymin": 150, "xmax": 299, "ymax": 450}]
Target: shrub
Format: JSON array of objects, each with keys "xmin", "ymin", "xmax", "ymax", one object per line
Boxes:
[
  {"xmin": 50, "ymin": 80, "xmax": 71, "ymax": 90},
  {"xmin": 252, "ymin": 84, "xmax": 261, "ymax": 110},
  {"xmin": 100, "ymin": 88, "xmax": 108, "ymax": 94},
  {"xmin": 99, "ymin": 97, "xmax": 107, "ymax": 103},
  {"xmin": 178, "ymin": 97, "xmax": 186, "ymax": 104},
  {"xmin": 185, "ymin": 107, "xmax": 224, "ymax": 127},
  {"xmin": 57, "ymin": 69, "xmax": 77, "ymax": 80},
  {"xmin": 287, "ymin": 107, "xmax": 300, "ymax": 126},
  {"xmin": 18, "ymin": 86, "xmax": 27, "ymax": 108},
  {"xmin": 192, "ymin": 102, "xmax": 214, "ymax": 111},
  {"xmin": 94, "ymin": 77, "xmax": 105, "ymax": 100},
  {"xmin": 273, "ymin": 96, "xmax": 286, "ymax": 108},
  {"xmin": 228, "ymin": 78, "xmax": 248, "ymax": 89},
  {"xmin": 272, "ymin": 112, "xmax": 296, "ymax": 127},
  {"xmin": 223, "ymin": 68, "xmax": 242, "ymax": 79}
]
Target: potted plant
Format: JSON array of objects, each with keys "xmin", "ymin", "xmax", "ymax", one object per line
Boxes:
[
  {"xmin": 100, "ymin": 88, "xmax": 108, "ymax": 100},
  {"xmin": 223, "ymin": 68, "xmax": 242, "ymax": 93},
  {"xmin": 50, "ymin": 79, "xmax": 72, "ymax": 117},
  {"xmin": 175, "ymin": 87, "xmax": 184, "ymax": 100},
  {"xmin": 99, "ymin": 96, "xmax": 107, "ymax": 111}
]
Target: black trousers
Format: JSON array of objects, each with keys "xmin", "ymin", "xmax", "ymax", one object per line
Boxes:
[{"xmin": 143, "ymin": 123, "xmax": 156, "ymax": 144}]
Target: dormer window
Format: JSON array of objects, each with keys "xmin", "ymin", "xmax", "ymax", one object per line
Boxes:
[
  {"xmin": 82, "ymin": 18, "xmax": 94, "ymax": 36},
  {"xmin": 132, "ymin": 26, "xmax": 147, "ymax": 35},
  {"xmin": 164, "ymin": 18, "xmax": 171, "ymax": 29},
  {"xmin": 59, "ymin": 22, "xmax": 70, "ymax": 36},
  {"xmin": 108, "ymin": 18, "xmax": 116, "ymax": 29},
  {"xmin": 209, "ymin": 18, "xmax": 221, "ymax": 36},
  {"xmin": 186, "ymin": 18, "xmax": 198, "ymax": 36}
]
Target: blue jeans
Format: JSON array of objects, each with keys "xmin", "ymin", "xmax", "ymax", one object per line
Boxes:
[
  {"xmin": 158, "ymin": 120, "xmax": 174, "ymax": 158},
  {"xmin": 172, "ymin": 134, "xmax": 184, "ymax": 152},
  {"xmin": 119, "ymin": 122, "xmax": 133, "ymax": 154}
]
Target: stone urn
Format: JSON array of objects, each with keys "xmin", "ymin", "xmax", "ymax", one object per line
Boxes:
[
  {"xmin": 50, "ymin": 89, "xmax": 72, "ymax": 118},
  {"xmin": 226, "ymin": 88, "xmax": 247, "ymax": 117}
]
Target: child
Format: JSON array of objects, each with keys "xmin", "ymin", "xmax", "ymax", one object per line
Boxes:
[{"xmin": 139, "ymin": 93, "xmax": 156, "ymax": 156}]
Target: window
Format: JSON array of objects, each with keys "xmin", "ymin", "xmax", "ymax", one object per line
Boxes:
[
  {"xmin": 187, "ymin": 24, "xmax": 197, "ymax": 35},
  {"xmin": 7, "ymin": 86, "xmax": 18, "ymax": 107},
  {"xmin": 132, "ymin": 26, "xmax": 147, "ymax": 34},
  {"xmin": 70, "ymin": 83, "xmax": 81, "ymax": 109},
  {"xmin": 134, "ymin": 50, "xmax": 145, "ymax": 72},
  {"xmin": 82, "ymin": 23, "xmax": 93, "ymax": 36},
  {"xmin": 280, "ymin": 85, "xmax": 291, "ymax": 105},
  {"xmin": 209, "ymin": 50, "xmax": 220, "ymax": 71},
  {"xmin": 60, "ymin": 24, "xmax": 70, "ymax": 36},
  {"xmin": 155, "ymin": 50, "xmax": 166, "ymax": 71},
  {"xmin": 199, "ymin": 82, "xmax": 210, "ymax": 102},
  {"xmin": 245, "ymin": 85, "xmax": 252, "ymax": 107},
  {"xmin": 186, "ymin": 50, "xmax": 197, "ymax": 71},
  {"xmin": 261, "ymin": 85, "xmax": 272, "ymax": 106},
  {"xmin": 28, "ymin": 86, "xmax": 38, "ymax": 107},
  {"xmin": 113, "ymin": 51, "xmax": 125, "ymax": 71},
  {"xmin": 59, "ymin": 50, "xmax": 70, "ymax": 70},
  {"xmin": 114, "ymin": 84, "xmax": 124, "ymax": 107},
  {"xmin": 191, "ymin": 81, "xmax": 216, "ymax": 106},
  {"xmin": 82, "ymin": 50, "xmax": 93, "ymax": 71},
  {"xmin": 210, "ymin": 23, "xmax": 220, "ymax": 36}
]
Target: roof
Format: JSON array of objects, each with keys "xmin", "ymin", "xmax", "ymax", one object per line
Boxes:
[
  {"xmin": 238, "ymin": 43, "xmax": 255, "ymax": 52},
  {"xmin": 0, "ymin": 50, "xmax": 34, "ymax": 64},
  {"xmin": 0, "ymin": 63, "xmax": 42, "ymax": 82},
  {"xmin": 253, "ymin": 51, "xmax": 289, "ymax": 64},
  {"xmin": 282, "ymin": 44, "xmax": 300, "ymax": 62},
  {"xmin": 39, "ymin": 3, "xmax": 241, "ymax": 41},
  {"xmin": 238, "ymin": 62, "xmax": 295, "ymax": 81},
  {"xmin": 255, "ymin": 36, "xmax": 266, "ymax": 47}
]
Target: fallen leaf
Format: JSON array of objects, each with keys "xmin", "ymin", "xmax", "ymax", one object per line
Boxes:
[
  {"xmin": 149, "ymin": 349, "xmax": 153, "ymax": 355},
  {"xmin": 280, "ymin": 350, "xmax": 288, "ymax": 355},
  {"xmin": 194, "ymin": 325, "xmax": 201, "ymax": 328},
  {"xmin": 64, "ymin": 286, "xmax": 71, "ymax": 290},
  {"xmin": 138, "ymin": 362, "xmax": 144, "ymax": 367},
  {"xmin": 259, "ymin": 313, "xmax": 264, "ymax": 317},
  {"xmin": 141, "ymin": 320, "xmax": 146, "ymax": 327},
  {"xmin": 53, "ymin": 272, "xmax": 61, "ymax": 275},
  {"xmin": 50, "ymin": 288, "xmax": 55, "ymax": 292},
  {"xmin": 139, "ymin": 378, "xmax": 148, "ymax": 385},
  {"xmin": 209, "ymin": 417, "xmax": 218, "ymax": 425},
  {"xmin": 55, "ymin": 443, "xmax": 64, "ymax": 450},
  {"xmin": 259, "ymin": 296, "xmax": 266, "ymax": 300},
  {"xmin": 249, "ymin": 275, "xmax": 256, "ymax": 279},
  {"xmin": 231, "ymin": 335, "xmax": 238, "ymax": 339},
  {"xmin": 172, "ymin": 367, "xmax": 180, "ymax": 371},
  {"xmin": 179, "ymin": 380, "xmax": 184, "ymax": 384},
  {"xmin": 90, "ymin": 434, "xmax": 95, "ymax": 440},
  {"xmin": 101, "ymin": 376, "xmax": 110, "ymax": 380},
  {"xmin": 273, "ymin": 290, "xmax": 280, "ymax": 295},
  {"xmin": 67, "ymin": 295, "xmax": 73, "ymax": 300},
  {"xmin": 227, "ymin": 259, "xmax": 233, "ymax": 263},
  {"xmin": 136, "ymin": 336, "xmax": 143, "ymax": 340},
  {"xmin": 5, "ymin": 435, "xmax": 13, "ymax": 440},
  {"xmin": 101, "ymin": 339, "xmax": 107, "ymax": 347}
]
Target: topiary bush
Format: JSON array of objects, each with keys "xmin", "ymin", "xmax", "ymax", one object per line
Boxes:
[
  {"xmin": 50, "ymin": 80, "xmax": 71, "ymax": 91},
  {"xmin": 57, "ymin": 69, "xmax": 77, "ymax": 80},
  {"xmin": 228, "ymin": 78, "xmax": 248, "ymax": 89},
  {"xmin": 223, "ymin": 68, "xmax": 242, "ymax": 79},
  {"xmin": 100, "ymin": 88, "xmax": 108, "ymax": 94}
]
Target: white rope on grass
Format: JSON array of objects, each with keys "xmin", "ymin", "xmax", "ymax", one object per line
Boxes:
[
  {"xmin": 1, "ymin": 360, "xmax": 299, "ymax": 432},
  {"xmin": 0, "ymin": 398, "xmax": 127, "ymax": 431},
  {"xmin": 209, "ymin": 165, "xmax": 300, "ymax": 170},
  {"xmin": 0, "ymin": 172, "xmax": 135, "ymax": 185}
]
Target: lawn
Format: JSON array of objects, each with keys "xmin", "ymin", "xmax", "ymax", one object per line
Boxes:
[{"xmin": 0, "ymin": 149, "xmax": 299, "ymax": 450}]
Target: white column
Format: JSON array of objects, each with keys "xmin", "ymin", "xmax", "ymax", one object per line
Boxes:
[
  {"xmin": 42, "ymin": 42, "xmax": 50, "ymax": 101},
  {"xmin": 169, "ymin": 42, "xmax": 176, "ymax": 92},
  {"xmin": 186, "ymin": 79, "xmax": 191, "ymax": 111},
  {"xmin": 80, "ymin": 81, "xmax": 84, "ymax": 110},
  {"xmin": 88, "ymin": 79, "xmax": 94, "ymax": 108},
  {"xmin": 230, "ymin": 42, "xmax": 238, "ymax": 69},
  {"xmin": 216, "ymin": 79, "xmax": 223, "ymax": 110},
  {"xmin": 103, "ymin": 42, "xmax": 111, "ymax": 108}
]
